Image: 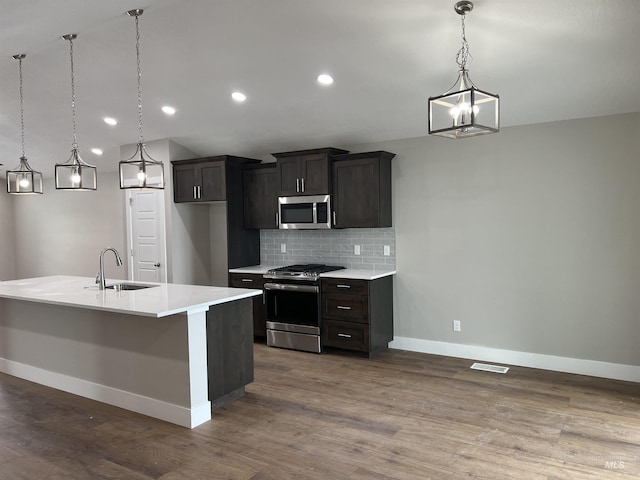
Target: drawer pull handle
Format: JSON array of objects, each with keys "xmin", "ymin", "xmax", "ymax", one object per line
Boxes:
[
  {"xmin": 241, "ymin": 279, "xmax": 253, "ymax": 282},
  {"xmin": 337, "ymin": 333, "xmax": 352, "ymax": 338},
  {"xmin": 336, "ymin": 305, "xmax": 352, "ymax": 310},
  {"xmin": 336, "ymin": 284, "xmax": 351, "ymax": 289}
]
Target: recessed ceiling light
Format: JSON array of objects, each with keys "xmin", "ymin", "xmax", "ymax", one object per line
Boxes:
[
  {"xmin": 162, "ymin": 105, "xmax": 176, "ymax": 115},
  {"xmin": 103, "ymin": 117, "xmax": 118, "ymax": 126},
  {"xmin": 91, "ymin": 148, "xmax": 103, "ymax": 155},
  {"xmin": 231, "ymin": 91, "xmax": 247, "ymax": 102},
  {"xmin": 317, "ymin": 74, "xmax": 334, "ymax": 85}
]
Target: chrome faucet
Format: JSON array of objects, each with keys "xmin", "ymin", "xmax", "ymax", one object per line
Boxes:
[{"xmin": 96, "ymin": 247, "xmax": 123, "ymax": 290}]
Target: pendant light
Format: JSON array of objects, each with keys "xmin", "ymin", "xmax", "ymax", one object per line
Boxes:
[
  {"xmin": 6, "ymin": 54, "xmax": 43, "ymax": 195},
  {"xmin": 119, "ymin": 9, "xmax": 165, "ymax": 189},
  {"xmin": 55, "ymin": 34, "xmax": 98, "ymax": 190},
  {"xmin": 428, "ymin": 1, "xmax": 499, "ymax": 139}
]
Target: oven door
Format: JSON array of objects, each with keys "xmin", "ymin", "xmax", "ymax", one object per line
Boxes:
[{"xmin": 264, "ymin": 282, "xmax": 322, "ymax": 353}]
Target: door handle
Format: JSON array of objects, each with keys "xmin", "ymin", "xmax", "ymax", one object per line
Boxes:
[
  {"xmin": 301, "ymin": 177, "xmax": 305, "ymax": 193},
  {"xmin": 337, "ymin": 333, "xmax": 352, "ymax": 338},
  {"xmin": 154, "ymin": 262, "xmax": 161, "ymax": 267},
  {"xmin": 296, "ymin": 178, "xmax": 300, "ymax": 193},
  {"xmin": 336, "ymin": 305, "xmax": 352, "ymax": 310}
]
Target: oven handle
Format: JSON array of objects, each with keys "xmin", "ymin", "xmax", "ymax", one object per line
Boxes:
[{"xmin": 264, "ymin": 282, "xmax": 319, "ymax": 294}]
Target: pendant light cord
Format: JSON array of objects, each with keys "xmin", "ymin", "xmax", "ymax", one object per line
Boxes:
[
  {"xmin": 456, "ymin": 14, "xmax": 472, "ymax": 70},
  {"xmin": 135, "ymin": 13, "xmax": 144, "ymax": 145},
  {"xmin": 18, "ymin": 56, "xmax": 26, "ymax": 159},
  {"xmin": 68, "ymin": 36, "xmax": 78, "ymax": 150}
]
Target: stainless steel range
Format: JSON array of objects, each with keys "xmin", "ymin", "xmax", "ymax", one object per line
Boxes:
[{"xmin": 264, "ymin": 264, "xmax": 345, "ymax": 353}]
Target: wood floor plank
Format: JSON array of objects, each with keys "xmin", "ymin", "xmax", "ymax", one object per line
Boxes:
[{"xmin": 0, "ymin": 343, "xmax": 639, "ymax": 479}]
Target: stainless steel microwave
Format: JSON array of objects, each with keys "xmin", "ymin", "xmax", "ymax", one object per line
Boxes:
[{"xmin": 278, "ymin": 195, "xmax": 331, "ymax": 229}]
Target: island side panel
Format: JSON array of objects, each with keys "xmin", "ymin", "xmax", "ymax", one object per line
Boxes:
[
  {"xmin": 206, "ymin": 298, "xmax": 254, "ymax": 407},
  {"xmin": 0, "ymin": 298, "xmax": 195, "ymax": 425}
]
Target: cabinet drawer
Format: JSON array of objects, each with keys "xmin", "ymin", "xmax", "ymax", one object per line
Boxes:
[
  {"xmin": 323, "ymin": 293, "xmax": 368, "ymax": 323},
  {"xmin": 229, "ymin": 273, "xmax": 265, "ymax": 289},
  {"xmin": 322, "ymin": 320, "xmax": 369, "ymax": 352},
  {"xmin": 321, "ymin": 278, "xmax": 368, "ymax": 295}
]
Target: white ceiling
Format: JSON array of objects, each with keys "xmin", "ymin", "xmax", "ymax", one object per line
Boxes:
[{"xmin": 1, "ymin": 0, "xmax": 639, "ymax": 175}]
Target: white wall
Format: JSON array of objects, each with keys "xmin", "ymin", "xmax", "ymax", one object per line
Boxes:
[
  {"xmin": 12, "ymin": 168, "xmax": 127, "ymax": 280},
  {"xmin": 346, "ymin": 112, "xmax": 640, "ymax": 368},
  {"xmin": 0, "ymin": 190, "xmax": 16, "ymax": 280}
]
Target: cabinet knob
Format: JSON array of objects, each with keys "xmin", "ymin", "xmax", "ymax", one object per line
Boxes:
[
  {"xmin": 301, "ymin": 177, "xmax": 305, "ymax": 193},
  {"xmin": 336, "ymin": 305, "xmax": 352, "ymax": 310},
  {"xmin": 336, "ymin": 284, "xmax": 351, "ymax": 289},
  {"xmin": 337, "ymin": 333, "xmax": 352, "ymax": 338},
  {"xmin": 154, "ymin": 262, "xmax": 161, "ymax": 267},
  {"xmin": 241, "ymin": 278, "xmax": 253, "ymax": 282},
  {"xmin": 296, "ymin": 178, "xmax": 300, "ymax": 193}
]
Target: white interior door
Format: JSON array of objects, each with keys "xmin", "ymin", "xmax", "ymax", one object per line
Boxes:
[{"xmin": 126, "ymin": 190, "xmax": 167, "ymax": 283}]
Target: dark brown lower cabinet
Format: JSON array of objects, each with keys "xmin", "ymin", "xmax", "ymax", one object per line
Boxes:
[
  {"xmin": 322, "ymin": 275, "xmax": 393, "ymax": 357},
  {"xmin": 228, "ymin": 273, "xmax": 267, "ymax": 337},
  {"xmin": 206, "ymin": 298, "xmax": 254, "ymax": 409}
]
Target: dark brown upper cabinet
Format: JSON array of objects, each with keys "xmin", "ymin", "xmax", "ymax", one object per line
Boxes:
[
  {"xmin": 172, "ymin": 155, "xmax": 260, "ymax": 203},
  {"xmin": 243, "ymin": 163, "xmax": 278, "ymax": 229},
  {"xmin": 331, "ymin": 151, "xmax": 395, "ymax": 229},
  {"xmin": 272, "ymin": 147, "xmax": 348, "ymax": 196}
]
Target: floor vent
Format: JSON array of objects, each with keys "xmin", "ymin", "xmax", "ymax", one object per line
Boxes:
[{"xmin": 470, "ymin": 363, "xmax": 509, "ymax": 374}]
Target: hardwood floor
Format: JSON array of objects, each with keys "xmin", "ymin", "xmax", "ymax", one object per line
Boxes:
[{"xmin": 0, "ymin": 343, "xmax": 639, "ymax": 479}]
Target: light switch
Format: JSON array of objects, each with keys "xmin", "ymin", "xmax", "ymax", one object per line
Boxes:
[
  {"xmin": 383, "ymin": 245, "xmax": 391, "ymax": 256},
  {"xmin": 280, "ymin": 243, "xmax": 286, "ymax": 253},
  {"xmin": 354, "ymin": 245, "xmax": 361, "ymax": 255}
]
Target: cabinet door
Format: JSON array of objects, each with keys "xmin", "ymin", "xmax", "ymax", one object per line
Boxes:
[
  {"xmin": 229, "ymin": 273, "xmax": 267, "ymax": 337},
  {"xmin": 173, "ymin": 164, "xmax": 197, "ymax": 203},
  {"xmin": 333, "ymin": 158, "xmax": 381, "ymax": 228},
  {"xmin": 200, "ymin": 161, "xmax": 226, "ymax": 201},
  {"xmin": 300, "ymin": 154, "xmax": 330, "ymax": 195},
  {"xmin": 244, "ymin": 166, "xmax": 278, "ymax": 229},
  {"xmin": 276, "ymin": 158, "xmax": 301, "ymax": 195}
]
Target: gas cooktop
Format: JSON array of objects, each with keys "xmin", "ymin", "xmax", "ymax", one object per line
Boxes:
[{"xmin": 264, "ymin": 264, "xmax": 345, "ymax": 281}]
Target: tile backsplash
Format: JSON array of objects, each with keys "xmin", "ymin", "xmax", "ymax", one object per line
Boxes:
[{"xmin": 260, "ymin": 228, "xmax": 395, "ymax": 270}]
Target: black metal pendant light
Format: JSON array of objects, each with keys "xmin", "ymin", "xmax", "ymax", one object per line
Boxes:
[
  {"xmin": 428, "ymin": 1, "xmax": 499, "ymax": 139},
  {"xmin": 6, "ymin": 54, "xmax": 43, "ymax": 195},
  {"xmin": 55, "ymin": 34, "xmax": 98, "ymax": 190},
  {"xmin": 119, "ymin": 9, "xmax": 165, "ymax": 189}
]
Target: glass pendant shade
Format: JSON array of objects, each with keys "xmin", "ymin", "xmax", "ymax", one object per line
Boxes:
[
  {"xmin": 119, "ymin": 142, "xmax": 164, "ymax": 189},
  {"xmin": 428, "ymin": 1, "xmax": 499, "ymax": 139},
  {"xmin": 7, "ymin": 156, "xmax": 43, "ymax": 194},
  {"xmin": 56, "ymin": 34, "xmax": 97, "ymax": 191},
  {"xmin": 119, "ymin": 9, "xmax": 165, "ymax": 190},
  {"xmin": 7, "ymin": 53, "xmax": 43, "ymax": 195},
  {"xmin": 428, "ymin": 69, "xmax": 499, "ymax": 139},
  {"xmin": 55, "ymin": 148, "xmax": 97, "ymax": 190}
]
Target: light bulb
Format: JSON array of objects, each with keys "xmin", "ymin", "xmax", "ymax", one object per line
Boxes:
[
  {"xmin": 137, "ymin": 169, "xmax": 146, "ymax": 185},
  {"xmin": 459, "ymin": 102, "xmax": 470, "ymax": 113},
  {"xmin": 472, "ymin": 105, "xmax": 479, "ymax": 114},
  {"xmin": 450, "ymin": 107, "xmax": 461, "ymax": 118},
  {"xmin": 71, "ymin": 171, "xmax": 81, "ymax": 185},
  {"xmin": 19, "ymin": 177, "xmax": 30, "ymax": 188}
]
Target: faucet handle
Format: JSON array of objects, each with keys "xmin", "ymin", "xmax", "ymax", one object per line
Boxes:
[{"xmin": 95, "ymin": 272, "xmax": 100, "ymax": 284}]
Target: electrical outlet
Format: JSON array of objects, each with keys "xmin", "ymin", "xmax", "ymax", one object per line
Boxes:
[
  {"xmin": 354, "ymin": 245, "xmax": 361, "ymax": 255},
  {"xmin": 280, "ymin": 243, "xmax": 286, "ymax": 253},
  {"xmin": 453, "ymin": 320, "xmax": 461, "ymax": 332},
  {"xmin": 383, "ymin": 245, "xmax": 391, "ymax": 256}
]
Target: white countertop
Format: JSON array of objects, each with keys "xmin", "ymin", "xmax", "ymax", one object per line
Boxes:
[
  {"xmin": 0, "ymin": 275, "xmax": 261, "ymax": 318},
  {"xmin": 229, "ymin": 265, "xmax": 396, "ymax": 280}
]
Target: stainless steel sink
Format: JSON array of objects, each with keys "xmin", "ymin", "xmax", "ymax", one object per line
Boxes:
[{"xmin": 106, "ymin": 283, "xmax": 158, "ymax": 291}]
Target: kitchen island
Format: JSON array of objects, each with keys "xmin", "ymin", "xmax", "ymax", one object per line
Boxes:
[{"xmin": 0, "ymin": 276, "xmax": 261, "ymax": 428}]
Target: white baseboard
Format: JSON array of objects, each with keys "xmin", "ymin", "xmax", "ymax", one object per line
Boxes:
[
  {"xmin": 0, "ymin": 358, "xmax": 211, "ymax": 428},
  {"xmin": 389, "ymin": 337, "xmax": 640, "ymax": 383}
]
